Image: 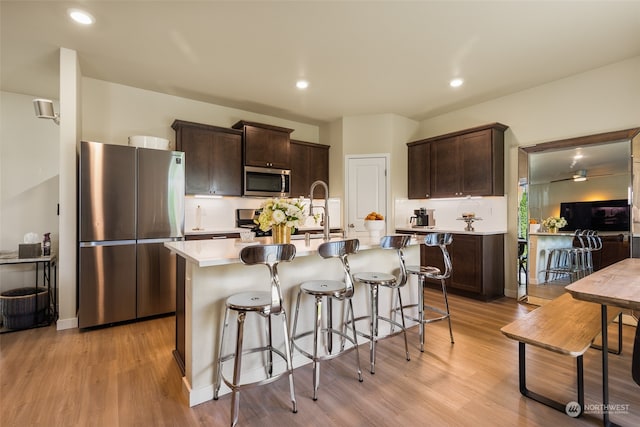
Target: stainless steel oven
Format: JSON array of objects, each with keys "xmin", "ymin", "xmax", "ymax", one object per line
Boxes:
[{"xmin": 244, "ymin": 165, "xmax": 290, "ymax": 197}]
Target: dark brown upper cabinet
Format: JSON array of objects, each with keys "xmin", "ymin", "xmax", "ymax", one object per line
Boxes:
[
  {"xmin": 290, "ymin": 140, "xmax": 330, "ymax": 198},
  {"xmin": 232, "ymin": 120, "xmax": 293, "ymax": 169},
  {"xmin": 172, "ymin": 120, "xmax": 242, "ymax": 196},
  {"xmin": 407, "ymin": 123, "xmax": 508, "ymax": 199},
  {"xmin": 407, "ymin": 140, "xmax": 431, "ymax": 199}
]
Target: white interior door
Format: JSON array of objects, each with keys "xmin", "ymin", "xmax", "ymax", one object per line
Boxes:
[{"xmin": 346, "ymin": 155, "xmax": 388, "ymax": 234}]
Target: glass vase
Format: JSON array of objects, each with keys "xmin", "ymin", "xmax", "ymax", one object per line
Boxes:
[{"xmin": 272, "ymin": 223, "xmax": 291, "ymax": 244}]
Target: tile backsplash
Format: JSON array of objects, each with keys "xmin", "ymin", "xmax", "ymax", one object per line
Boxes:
[
  {"xmin": 183, "ymin": 195, "xmax": 505, "ymax": 233},
  {"xmin": 394, "ymin": 196, "xmax": 508, "ymax": 232},
  {"xmin": 184, "ymin": 196, "xmax": 342, "ymax": 231}
]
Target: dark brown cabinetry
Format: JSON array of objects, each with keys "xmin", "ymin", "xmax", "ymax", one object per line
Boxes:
[
  {"xmin": 407, "ymin": 140, "xmax": 431, "ymax": 199},
  {"xmin": 407, "ymin": 123, "xmax": 508, "ymax": 199},
  {"xmin": 172, "ymin": 120, "xmax": 242, "ymax": 196},
  {"xmin": 290, "ymin": 140, "xmax": 330, "ymax": 198},
  {"xmin": 232, "ymin": 120, "xmax": 293, "ymax": 169},
  {"xmin": 174, "ymin": 255, "xmax": 185, "ymax": 375},
  {"xmin": 414, "ymin": 232, "xmax": 504, "ymax": 300}
]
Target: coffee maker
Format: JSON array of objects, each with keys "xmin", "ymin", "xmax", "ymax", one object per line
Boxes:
[{"xmin": 410, "ymin": 208, "xmax": 435, "ymax": 227}]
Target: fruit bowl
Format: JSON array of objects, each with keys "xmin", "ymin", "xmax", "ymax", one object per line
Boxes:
[{"xmin": 364, "ymin": 220, "xmax": 385, "ymax": 238}]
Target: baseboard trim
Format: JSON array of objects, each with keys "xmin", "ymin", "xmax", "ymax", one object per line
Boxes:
[
  {"xmin": 56, "ymin": 317, "xmax": 78, "ymax": 330},
  {"xmin": 503, "ymin": 288, "xmax": 518, "ymax": 299}
]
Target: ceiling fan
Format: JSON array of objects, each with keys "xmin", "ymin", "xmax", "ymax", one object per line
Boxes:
[{"xmin": 550, "ymin": 169, "xmax": 612, "ymax": 183}]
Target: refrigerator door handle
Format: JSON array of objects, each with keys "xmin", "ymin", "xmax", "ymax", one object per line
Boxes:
[
  {"xmin": 80, "ymin": 240, "xmax": 136, "ymax": 248},
  {"xmin": 136, "ymin": 237, "xmax": 183, "ymax": 245}
]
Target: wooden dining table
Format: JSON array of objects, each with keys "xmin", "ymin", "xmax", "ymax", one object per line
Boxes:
[{"xmin": 566, "ymin": 257, "xmax": 640, "ymax": 426}]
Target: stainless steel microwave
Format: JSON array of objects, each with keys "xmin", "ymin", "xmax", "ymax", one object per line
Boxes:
[{"xmin": 244, "ymin": 166, "xmax": 290, "ymax": 197}]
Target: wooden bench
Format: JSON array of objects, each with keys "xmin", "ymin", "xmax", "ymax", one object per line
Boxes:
[{"xmin": 500, "ymin": 293, "xmax": 622, "ymax": 416}]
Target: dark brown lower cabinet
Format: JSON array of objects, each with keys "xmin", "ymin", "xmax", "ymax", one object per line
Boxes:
[
  {"xmin": 416, "ymin": 232, "xmax": 504, "ymax": 300},
  {"xmin": 174, "ymin": 255, "xmax": 186, "ymax": 376}
]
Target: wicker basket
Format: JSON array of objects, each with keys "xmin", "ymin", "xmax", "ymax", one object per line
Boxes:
[{"xmin": 0, "ymin": 287, "xmax": 49, "ymax": 329}]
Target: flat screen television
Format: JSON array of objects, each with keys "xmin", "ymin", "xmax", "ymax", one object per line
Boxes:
[{"xmin": 559, "ymin": 199, "xmax": 630, "ymax": 232}]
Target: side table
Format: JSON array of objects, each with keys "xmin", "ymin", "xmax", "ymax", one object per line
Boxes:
[{"xmin": 0, "ymin": 254, "xmax": 57, "ymax": 332}]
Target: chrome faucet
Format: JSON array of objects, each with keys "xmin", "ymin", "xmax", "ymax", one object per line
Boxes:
[{"xmin": 309, "ymin": 180, "xmax": 330, "ymax": 241}]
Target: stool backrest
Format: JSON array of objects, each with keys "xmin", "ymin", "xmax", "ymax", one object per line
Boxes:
[
  {"xmin": 380, "ymin": 235, "xmax": 411, "ymax": 287},
  {"xmin": 588, "ymin": 230, "xmax": 602, "ymax": 251},
  {"xmin": 240, "ymin": 244, "xmax": 296, "ymax": 314},
  {"xmin": 423, "ymin": 233, "xmax": 453, "ymax": 280},
  {"xmin": 574, "ymin": 229, "xmax": 585, "ymax": 249},
  {"xmin": 633, "ymin": 323, "xmax": 640, "ymax": 386},
  {"xmin": 317, "ymin": 239, "xmax": 360, "ymax": 297}
]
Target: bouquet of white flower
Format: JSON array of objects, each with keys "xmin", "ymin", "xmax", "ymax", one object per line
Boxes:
[
  {"xmin": 541, "ymin": 216, "xmax": 567, "ymax": 230},
  {"xmin": 255, "ymin": 198, "xmax": 308, "ymax": 232}
]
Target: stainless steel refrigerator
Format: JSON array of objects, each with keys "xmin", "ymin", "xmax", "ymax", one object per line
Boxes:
[{"xmin": 78, "ymin": 141, "xmax": 184, "ymax": 328}]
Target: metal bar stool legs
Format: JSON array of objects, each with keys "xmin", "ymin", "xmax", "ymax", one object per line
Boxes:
[
  {"xmin": 290, "ymin": 239, "xmax": 363, "ymax": 401},
  {"xmin": 352, "ymin": 235, "xmax": 412, "ymax": 374},
  {"xmin": 404, "ymin": 266, "xmax": 454, "ymax": 351},
  {"xmin": 403, "ymin": 233, "xmax": 454, "ymax": 352},
  {"xmin": 213, "ymin": 244, "xmax": 297, "ymax": 426},
  {"xmin": 291, "ymin": 289, "xmax": 363, "ymax": 400},
  {"xmin": 418, "ymin": 273, "xmax": 454, "ymax": 350}
]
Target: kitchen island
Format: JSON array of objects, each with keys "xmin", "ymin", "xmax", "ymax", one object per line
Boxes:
[
  {"xmin": 528, "ymin": 232, "xmax": 576, "ymax": 285},
  {"xmin": 165, "ymin": 235, "xmax": 420, "ymax": 407}
]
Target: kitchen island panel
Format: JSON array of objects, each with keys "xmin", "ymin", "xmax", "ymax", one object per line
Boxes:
[{"xmin": 167, "ymin": 236, "xmax": 420, "ymax": 406}]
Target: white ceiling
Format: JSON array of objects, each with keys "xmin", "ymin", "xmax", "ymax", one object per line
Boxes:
[
  {"xmin": 528, "ymin": 140, "xmax": 631, "ymax": 185},
  {"xmin": 2, "ymin": 1, "xmax": 640, "ymax": 125}
]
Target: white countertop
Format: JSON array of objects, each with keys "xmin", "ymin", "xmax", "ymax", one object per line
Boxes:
[
  {"xmin": 395, "ymin": 226, "xmax": 507, "ymax": 236},
  {"xmin": 529, "ymin": 231, "xmax": 576, "ymax": 236},
  {"xmin": 185, "ymin": 225, "xmax": 329, "ymax": 236},
  {"xmin": 166, "ymin": 235, "xmax": 416, "ymax": 267}
]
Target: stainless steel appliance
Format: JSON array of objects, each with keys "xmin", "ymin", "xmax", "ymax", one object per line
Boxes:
[
  {"xmin": 78, "ymin": 141, "xmax": 185, "ymax": 328},
  {"xmin": 236, "ymin": 208, "xmax": 271, "ymax": 236},
  {"xmin": 243, "ymin": 166, "xmax": 290, "ymax": 197},
  {"xmin": 410, "ymin": 208, "xmax": 435, "ymax": 228}
]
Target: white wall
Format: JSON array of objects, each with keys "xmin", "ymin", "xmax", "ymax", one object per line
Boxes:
[
  {"xmin": 417, "ymin": 55, "xmax": 640, "ymax": 297},
  {"xmin": 340, "ymin": 113, "xmax": 419, "ymax": 224},
  {"xmin": 325, "ymin": 119, "xmax": 344, "ymax": 200},
  {"xmin": 57, "ymin": 47, "xmax": 81, "ymax": 329},
  {"xmin": 0, "ymin": 92, "xmax": 59, "ymax": 293},
  {"xmin": 82, "ymin": 78, "xmax": 321, "ymax": 147}
]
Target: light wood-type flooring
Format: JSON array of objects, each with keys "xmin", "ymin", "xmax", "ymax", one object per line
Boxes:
[{"xmin": 1, "ymin": 289, "xmax": 639, "ymax": 426}]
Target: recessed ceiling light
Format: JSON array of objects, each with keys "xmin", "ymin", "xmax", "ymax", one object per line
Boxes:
[
  {"xmin": 68, "ymin": 9, "xmax": 95, "ymax": 25},
  {"xmin": 296, "ymin": 80, "xmax": 309, "ymax": 90},
  {"xmin": 450, "ymin": 78, "xmax": 464, "ymax": 88}
]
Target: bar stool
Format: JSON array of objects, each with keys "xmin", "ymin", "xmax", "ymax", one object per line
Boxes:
[
  {"xmin": 213, "ymin": 244, "xmax": 297, "ymax": 427},
  {"xmin": 290, "ymin": 239, "xmax": 363, "ymax": 400},
  {"xmin": 582, "ymin": 230, "xmax": 602, "ymax": 275},
  {"xmin": 542, "ymin": 230, "xmax": 586, "ymax": 283},
  {"xmin": 402, "ymin": 233, "xmax": 454, "ymax": 352},
  {"xmin": 352, "ymin": 234, "xmax": 411, "ymax": 374}
]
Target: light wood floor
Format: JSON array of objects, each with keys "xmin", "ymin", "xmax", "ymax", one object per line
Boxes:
[
  {"xmin": 528, "ymin": 279, "xmax": 571, "ymax": 301},
  {"xmin": 1, "ymin": 289, "xmax": 638, "ymax": 426}
]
